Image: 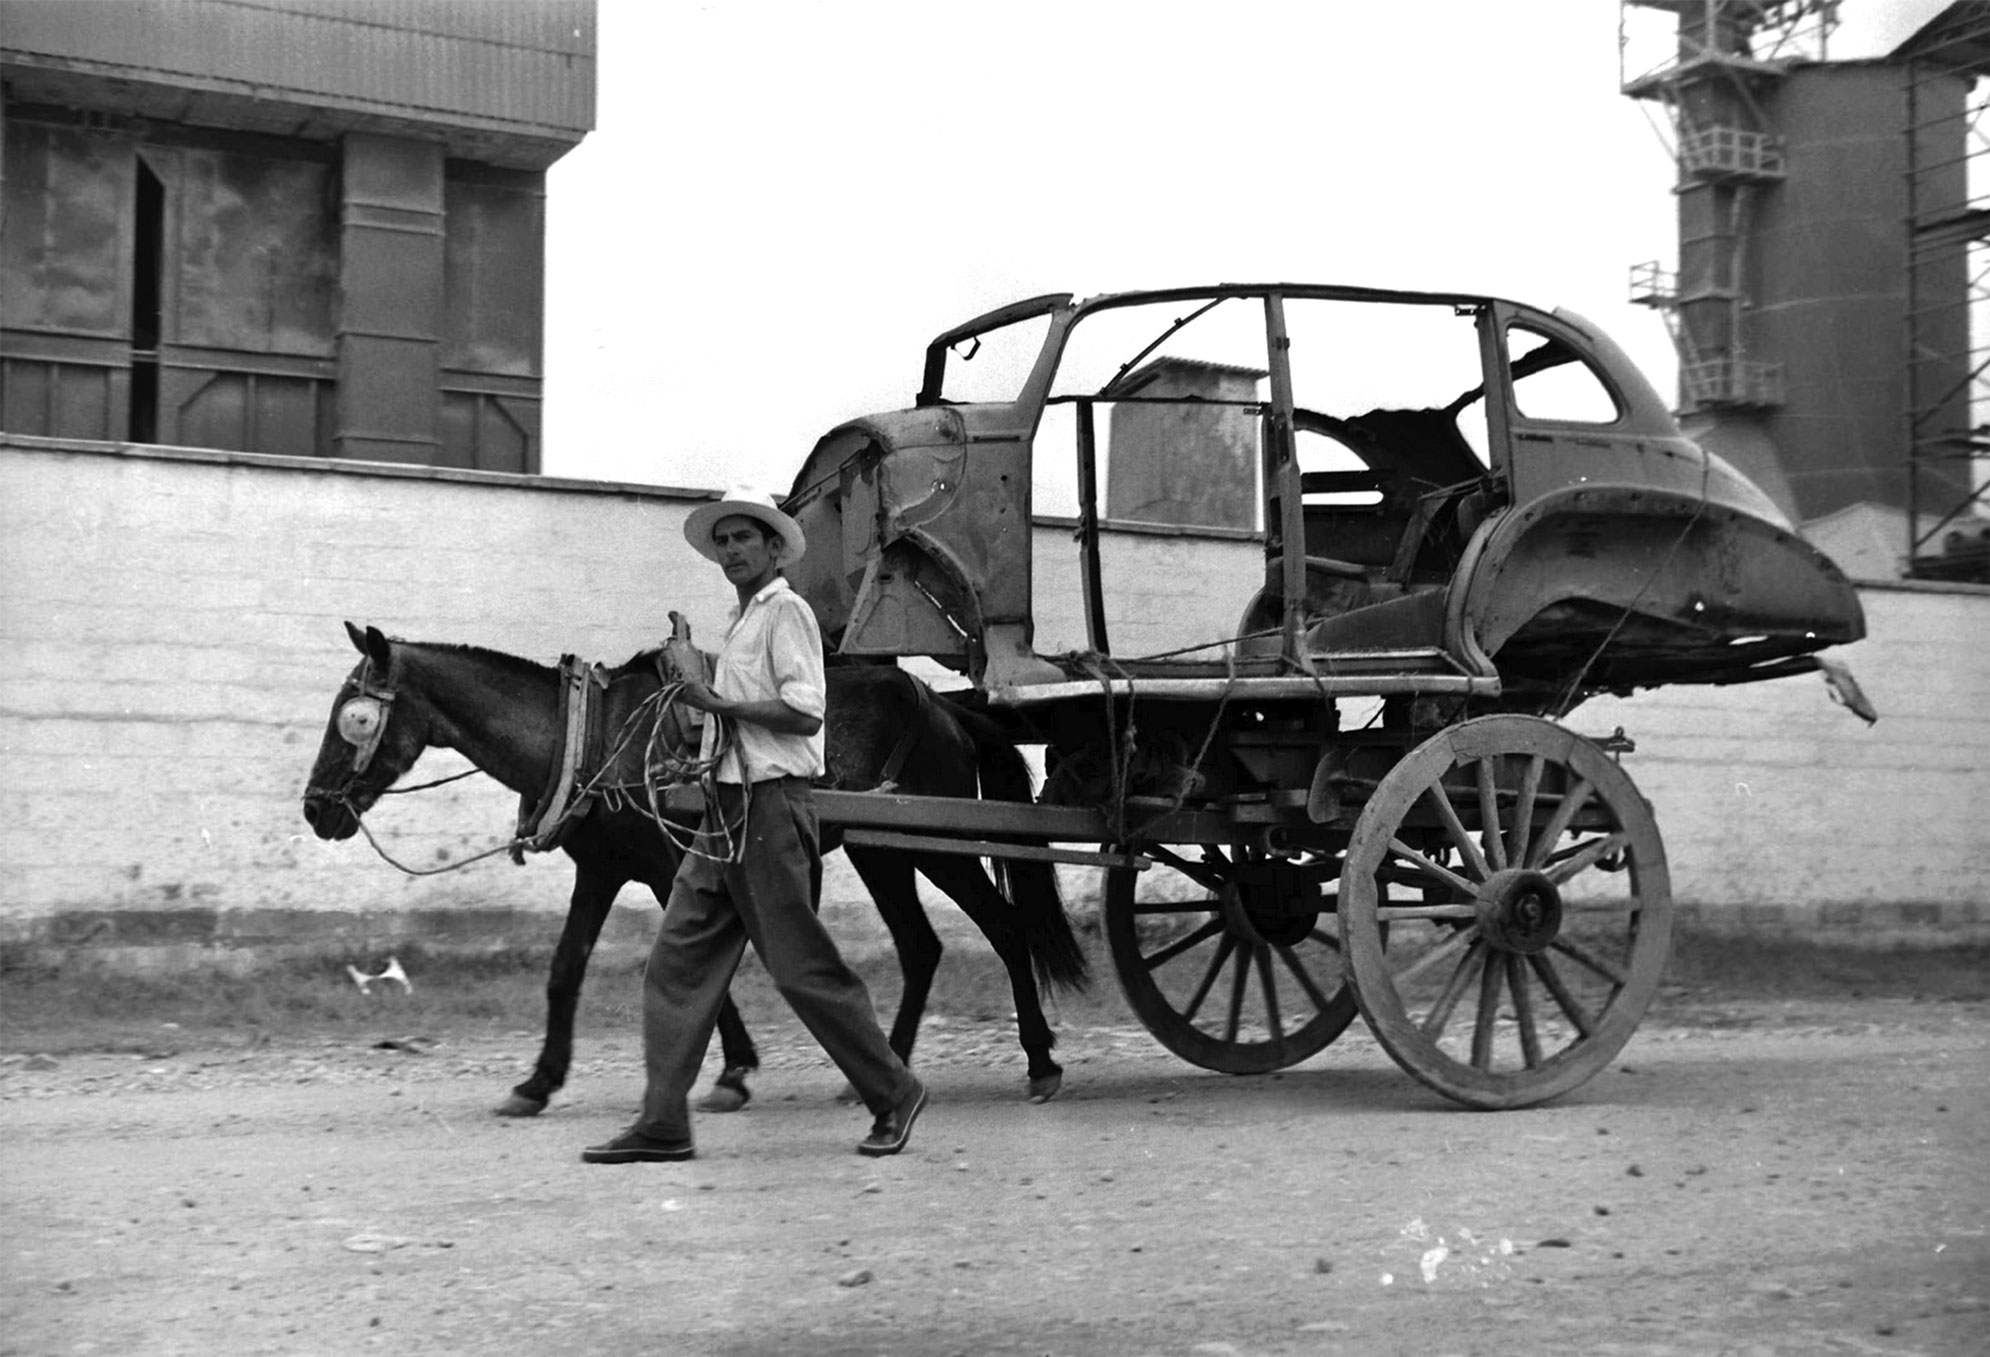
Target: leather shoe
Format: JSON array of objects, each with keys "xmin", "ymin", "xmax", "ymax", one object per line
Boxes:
[
  {"xmin": 858, "ymin": 1078, "xmax": 928, "ymax": 1157},
  {"xmin": 581, "ymin": 1128, "xmax": 695, "ymax": 1164},
  {"xmin": 695, "ymin": 1066, "xmax": 753, "ymax": 1114}
]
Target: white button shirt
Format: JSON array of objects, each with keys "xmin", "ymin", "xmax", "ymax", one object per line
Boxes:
[{"xmin": 703, "ymin": 577, "xmax": 827, "ymax": 783}]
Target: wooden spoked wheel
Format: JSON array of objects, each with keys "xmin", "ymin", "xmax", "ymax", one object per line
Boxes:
[
  {"xmin": 1104, "ymin": 844, "xmax": 1360, "ymax": 1074},
  {"xmin": 1339, "ymin": 715, "xmax": 1672, "ymax": 1109}
]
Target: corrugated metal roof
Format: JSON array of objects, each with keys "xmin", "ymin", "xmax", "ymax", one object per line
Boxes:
[
  {"xmin": 234, "ymin": 0, "xmax": 593, "ymax": 55},
  {"xmin": 1, "ymin": 0, "xmax": 595, "ymax": 155}
]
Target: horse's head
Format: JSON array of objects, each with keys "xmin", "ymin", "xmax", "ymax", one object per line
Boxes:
[{"xmin": 301, "ymin": 622, "xmax": 436, "ymax": 840}]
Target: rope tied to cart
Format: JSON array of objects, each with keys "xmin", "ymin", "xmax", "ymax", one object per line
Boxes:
[
  {"xmin": 1059, "ymin": 639, "xmax": 1244, "ymax": 846},
  {"xmin": 1063, "ymin": 651, "xmax": 1138, "ymax": 845}
]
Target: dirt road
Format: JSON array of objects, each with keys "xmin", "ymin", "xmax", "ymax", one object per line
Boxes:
[{"xmin": 4, "ymin": 993, "xmax": 1986, "ymax": 1356}]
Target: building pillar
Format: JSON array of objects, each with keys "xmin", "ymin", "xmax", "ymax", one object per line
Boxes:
[{"xmin": 335, "ymin": 133, "xmax": 443, "ymax": 463}]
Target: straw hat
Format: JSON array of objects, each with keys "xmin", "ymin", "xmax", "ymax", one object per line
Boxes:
[{"xmin": 683, "ymin": 486, "xmax": 807, "ymax": 565}]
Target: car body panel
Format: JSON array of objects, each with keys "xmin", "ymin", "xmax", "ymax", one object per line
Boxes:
[{"xmin": 784, "ymin": 283, "xmax": 1865, "ymax": 709}]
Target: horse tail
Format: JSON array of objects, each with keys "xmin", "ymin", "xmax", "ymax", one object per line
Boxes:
[{"xmin": 968, "ymin": 729, "xmax": 1092, "ymax": 995}]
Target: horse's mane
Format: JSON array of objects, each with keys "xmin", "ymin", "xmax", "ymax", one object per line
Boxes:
[
  {"xmin": 403, "ymin": 639, "xmax": 556, "ymax": 683},
  {"xmin": 403, "ymin": 637, "xmax": 675, "ymax": 685},
  {"xmin": 615, "ymin": 645, "xmax": 666, "ymax": 671}
]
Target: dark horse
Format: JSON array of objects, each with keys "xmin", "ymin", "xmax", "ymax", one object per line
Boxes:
[{"xmin": 301, "ymin": 622, "xmax": 1087, "ymax": 1113}]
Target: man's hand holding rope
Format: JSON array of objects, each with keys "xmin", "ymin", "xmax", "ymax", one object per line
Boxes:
[{"xmin": 671, "ymin": 676, "xmax": 823, "ymax": 738}]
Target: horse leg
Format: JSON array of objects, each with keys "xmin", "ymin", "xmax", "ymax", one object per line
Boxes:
[
  {"xmin": 910, "ymin": 852, "xmax": 1066, "ymax": 1103},
  {"xmin": 497, "ymin": 859, "xmax": 621, "ymax": 1117},
  {"xmin": 845, "ymin": 845, "xmax": 943, "ymax": 1070},
  {"xmin": 697, "ymin": 991, "xmax": 760, "ymax": 1113}
]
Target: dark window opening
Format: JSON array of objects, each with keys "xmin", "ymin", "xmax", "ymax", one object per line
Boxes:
[{"xmin": 129, "ymin": 159, "xmax": 165, "ymax": 442}]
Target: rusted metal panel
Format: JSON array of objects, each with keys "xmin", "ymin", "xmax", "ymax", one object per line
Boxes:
[
  {"xmin": 442, "ymin": 173, "xmax": 545, "ymax": 378},
  {"xmin": 439, "ymin": 390, "xmax": 535, "ymax": 474},
  {"xmin": 0, "ymin": 119, "xmax": 131, "ymax": 439},
  {"xmin": 335, "ymin": 135, "xmax": 444, "ymax": 463},
  {"xmin": 787, "ymin": 406, "xmax": 1037, "ymax": 677},
  {"xmin": 162, "ymin": 365, "xmax": 331, "ymax": 458},
  {"xmin": 1490, "ymin": 303, "xmax": 1785, "ymax": 520},
  {"xmin": 165, "ymin": 146, "xmax": 337, "ymax": 357},
  {"xmin": 0, "ymin": 119, "xmax": 130, "ymax": 337},
  {"xmin": 1452, "ymin": 485, "xmax": 1863, "ymax": 697},
  {"xmin": 0, "ymin": 355, "xmax": 124, "ymax": 440}
]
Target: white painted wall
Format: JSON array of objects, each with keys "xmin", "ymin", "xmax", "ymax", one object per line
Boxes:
[
  {"xmin": 2, "ymin": 439, "xmax": 1983, "ymax": 966},
  {"xmin": 1, "ymin": 440, "xmax": 728, "ymax": 963},
  {"xmin": 1576, "ymin": 583, "xmax": 1990, "ymax": 940}
]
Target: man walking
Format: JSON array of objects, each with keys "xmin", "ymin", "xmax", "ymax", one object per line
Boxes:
[{"xmin": 582, "ymin": 488, "xmax": 926, "ymax": 1163}]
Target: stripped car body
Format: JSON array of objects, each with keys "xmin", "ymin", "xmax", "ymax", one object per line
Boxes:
[{"xmin": 784, "ymin": 283, "xmax": 1863, "ymax": 715}]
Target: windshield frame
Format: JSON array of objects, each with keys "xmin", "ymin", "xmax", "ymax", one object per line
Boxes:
[{"xmin": 917, "ymin": 293, "xmax": 1073, "ymax": 408}]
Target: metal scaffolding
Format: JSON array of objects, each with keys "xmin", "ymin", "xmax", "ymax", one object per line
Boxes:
[
  {"xmin": 1898, "ymin": 3, "xmax": 1990, "ymax": 581},
  {"xmin": 1620, "ymin": 0, "xmax": 1839, "ymax": 416}
]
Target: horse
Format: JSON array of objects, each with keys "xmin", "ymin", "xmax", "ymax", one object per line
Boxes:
[{"xmin": 301, "ymin": 621, "xmax": 1087, "ymax": 1115}]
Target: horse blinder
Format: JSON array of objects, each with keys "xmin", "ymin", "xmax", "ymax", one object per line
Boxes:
[{"xmin": 332, "ymin": 662, "xmax": 398, "ymax": 779}]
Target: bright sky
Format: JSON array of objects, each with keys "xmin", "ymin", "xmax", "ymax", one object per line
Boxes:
[{"xmin": 541, "ymin": 0, "xmax": 1947, "ymax": 499}]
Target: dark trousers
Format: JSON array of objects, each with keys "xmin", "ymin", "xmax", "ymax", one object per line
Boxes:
[{"xmin": 635, "ymin": 777, "xmax": 913, "ymax": 1142}]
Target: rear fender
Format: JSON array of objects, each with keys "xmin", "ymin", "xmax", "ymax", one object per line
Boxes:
[{"xmin": 1449, "ymin": 484, "xmax": 1865, "ymax": 678}]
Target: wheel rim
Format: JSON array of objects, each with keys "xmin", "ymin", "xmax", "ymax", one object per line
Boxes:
[
  {"xmin": 1104, "ymin": 844, "xmax": 1359, "ymax": 1074},
  {"xmin": 1339, "ymin": 715, "xmax": 1672, "ymax": 1109}
]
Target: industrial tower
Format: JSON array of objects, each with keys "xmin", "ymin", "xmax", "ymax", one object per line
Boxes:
[{"xmin": 1621, "ymin": 0, "xmax": 1990, "ymax": 582}]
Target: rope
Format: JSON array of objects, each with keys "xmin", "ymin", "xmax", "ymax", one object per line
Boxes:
[
  {"xmin": 576, "ymin": 681, "xmax": 749, "ymax": 864},
  {"xmin": 1065, "ymin": 652, "xmax": 1135, "ymax": 845},
  {"xmin": 1063, "ymin": 646, "xmax": 1243, "ymax": 848},
  {"xmin": 378, "ymin": 769, "xmax": 482, "ymax": 795},
  {"xmin": 1125, "ymin": 630, "xmax": 1267, "ymax": 664},
  {"xmin": 350, "ymin": 809, "xmax": 528, "ymax": 876},
  {"xmin": 1128, "ymin": 643, "xmax": 1238, "ymax": 842}
]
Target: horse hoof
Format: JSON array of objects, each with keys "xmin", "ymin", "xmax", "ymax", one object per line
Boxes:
[
  {"xmin": 696, "ymin": 1084, "xmax": 750, "ymax": 1114},
  {"xmin": 494, "ymin": 1093, "xmax": 547, "ymax": 1118},
  {"xmin": 1027, "ymin": 1073, "xmax": 1063, "ymax": 1104}
]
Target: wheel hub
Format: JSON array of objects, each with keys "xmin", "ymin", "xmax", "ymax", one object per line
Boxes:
[
  {"xmin": 1475, "ymin": 868, "xmax": 1563, "ymax": 955},
  {"xmin": 1221, "ymin": 875, "xmax": 1320, "ymax": 949}
]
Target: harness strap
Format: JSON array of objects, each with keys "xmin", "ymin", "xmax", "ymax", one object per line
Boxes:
[
  {"xmin": 873, "ymin": 671, "xmax": 933, "ymax": 791},
  {"xmin": 510, "ymin": 655, "xmax": 599, "ymax": 863}
]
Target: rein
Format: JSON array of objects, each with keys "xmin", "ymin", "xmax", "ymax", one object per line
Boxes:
[
  {"xmin": 381, "ymin": 769, "xmax": 482, "ymax": 795},
  {"xmin": 348, "ymin": 807, "xmax": 530, "ymax": 876}
]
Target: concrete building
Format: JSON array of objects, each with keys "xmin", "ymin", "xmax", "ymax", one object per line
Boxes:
[
  {"xmin": 1104, "ymin": 356, "xmax": 1266, "ymax": 531},
  {"xmin": 1, "ymin": 0, "xmax": 595, "ymax": 471}
]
